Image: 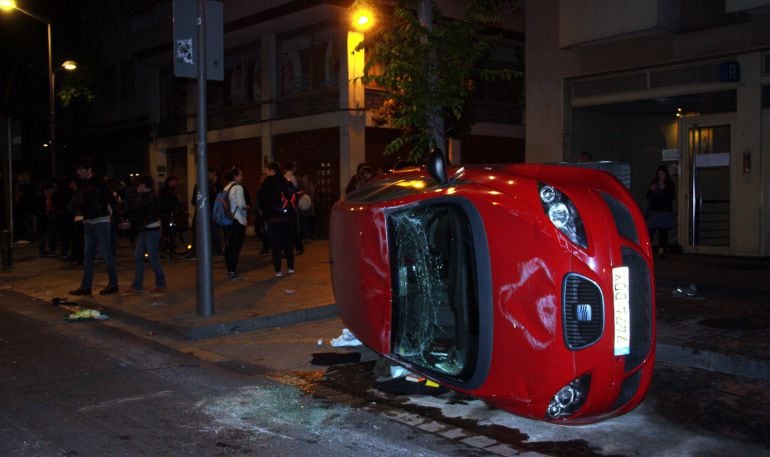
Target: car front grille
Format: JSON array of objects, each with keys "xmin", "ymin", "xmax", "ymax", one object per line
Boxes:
[
  {"xmin": 621, "ymin": 246, "xmax": 653, "ymax": 372},
  {"xmin": 602, "ymin": 193, "xmax": 639, "ymax": 243},
  {"xmin": 563, "ymin": 274, "xmax": 604, "ymax": 349},
  {"xmin": 612, "ymin": 370, "xmax": 642, "ymax": 410}
]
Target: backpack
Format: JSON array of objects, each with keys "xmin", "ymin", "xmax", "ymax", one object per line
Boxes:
[
  {"xmin": 212, "ymin": 184, "xmax": 237, "ymax": 226},
  {"xmin": 277, "ymin": 180, "xmax": 297, "ymax": 217}
]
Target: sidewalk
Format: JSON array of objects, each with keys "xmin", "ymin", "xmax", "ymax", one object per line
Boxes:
[
  {"xmin": 0, "ymin": 236, "xmax": 336, "ymax": 340},
  {"xmin": 2, "ymin": 235, "xmax": 770, "ymax": 380}
]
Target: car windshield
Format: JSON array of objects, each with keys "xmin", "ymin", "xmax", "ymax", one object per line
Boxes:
[{"xmin": 388, "ymin": 203, "xmax": 479, "ymax": 380}]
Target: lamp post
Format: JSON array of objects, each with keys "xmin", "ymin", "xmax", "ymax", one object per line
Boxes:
[{"xmin": 0, "ymin": 0, "xmax": 57, "ymax": 177}]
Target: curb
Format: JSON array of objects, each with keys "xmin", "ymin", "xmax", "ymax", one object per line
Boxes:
[{"xmin": 95, "ymin": 302, "xmax": 339, "ymax": 340}]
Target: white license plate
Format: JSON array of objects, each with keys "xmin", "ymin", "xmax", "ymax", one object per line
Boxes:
[{"xmin": 612, "ymin": 266, "xmax": 630, "ymax": 356}]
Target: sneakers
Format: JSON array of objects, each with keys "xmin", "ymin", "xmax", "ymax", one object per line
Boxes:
[
  {"xmin": 149, "ymin": 287, "xmax": 166, "ymax": 293},
  {"xmin": 122, "ymin": 287, "xmax": 142, "ymax": 295},
  {"xmin": 274, "ymin": 271, "xmax": 284, "ymax": 278},
  {"xmin": 99, "ymin": 285, "xmax": 119, "ymax": 295},
  {"xmin": 69, "ymin": 288, "xmax": 92, "ymax": 296},
  {"xmin": 227, "ymin": 271, "xmax": 238, "ymax": 279},
  {"xmin": 288, "ymin": 269, "xmax": 295, "ymax": 275}
]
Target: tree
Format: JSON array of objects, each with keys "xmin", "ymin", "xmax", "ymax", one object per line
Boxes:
[{"xmin": 354, "ymin": 0, "xmax": 521, "ymax": 163}]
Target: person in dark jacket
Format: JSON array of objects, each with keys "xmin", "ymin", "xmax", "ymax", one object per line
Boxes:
[
  {"xmin": 646, "ymin": 164, "xmax": 675, "ymax": 258},
  {"xmin": 69, "ymin": 158, "xmax": 119, "ymax": 296},
  {"xmin": 120, "ymin": 175, "xmax": 166, "ymax": 294},
  {"xmin": 258, "ymin": 162, "xmax": 296, "ymax": 277}
]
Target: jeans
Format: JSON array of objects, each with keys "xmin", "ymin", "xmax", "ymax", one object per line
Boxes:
[
  {"xmin": 80, "ymin": 222, "xmax": 118, "ymax": 290},
  {"xmin": 224, "ymin": 221, "xmax": 246, "ymax": 274},
  {"xmin": 133, "ymin": 229, "xmax": 166, "ymax": 290}
]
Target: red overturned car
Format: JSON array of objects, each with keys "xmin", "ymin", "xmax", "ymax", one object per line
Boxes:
[{"xmin": 329, "ymin": 154, "xmax": 655, "ymax": 424}]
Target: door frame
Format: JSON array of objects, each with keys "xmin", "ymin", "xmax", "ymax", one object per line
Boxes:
[{"xmin": 677, "ymin": 113, "xmax": 736, "ymax": 255}]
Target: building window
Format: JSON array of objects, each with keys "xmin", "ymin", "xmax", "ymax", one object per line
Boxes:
[
  {"xmin": 279, "ymin": 27, "xmax": 339, "ymax": 96},
  {"xmin": 223, "ymin": 46, "xmax": 260, "ymax": 106}
]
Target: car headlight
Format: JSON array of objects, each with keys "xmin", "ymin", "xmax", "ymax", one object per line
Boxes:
[
  {"xmin": 538, "ymin": 183, "xmax": 587, "ymax": 248},
  {"xmin": 546, "ymin": 374, "xmax": 591, "ymax": 419}
]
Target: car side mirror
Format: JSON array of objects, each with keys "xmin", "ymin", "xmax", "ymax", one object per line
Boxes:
[{"xmin": 426, "ymin": 149, "xmax": 448, "ymax": 185}]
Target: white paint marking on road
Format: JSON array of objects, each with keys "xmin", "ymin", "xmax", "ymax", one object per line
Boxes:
[{"xmin": 78, "ymin": 390, "xmax": 175, "ymax": 412}]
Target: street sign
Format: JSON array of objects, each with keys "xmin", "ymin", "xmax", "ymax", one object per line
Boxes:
[
  {"xmin": 718, "ymin": 62, "xmax": 740, "ymax": 83},
  {"xmin": 173, "ymin": 0, "xmax": 224, "ymax": 81}
]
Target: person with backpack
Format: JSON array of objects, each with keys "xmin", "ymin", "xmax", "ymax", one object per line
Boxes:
[
  {"xmin": 258, "ymin": 162, "xmax": 296, "ymax": 277},
  {"xmin": 68, "ymin": 157, "xmax": 120, "ymax": 296},
  {"xmin": 221, "ymin": 167, "xmax": 249, "ymax": 279}
]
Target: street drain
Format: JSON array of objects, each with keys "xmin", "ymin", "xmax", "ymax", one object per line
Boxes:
[{"xmin": 698, "ymin": 318, "xmax": 769, "ymax": 330}]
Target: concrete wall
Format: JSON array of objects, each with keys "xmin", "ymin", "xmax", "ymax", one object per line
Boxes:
[{"xmin": 525, "ymin": 0, "xmax": 579, "ymax": 163}]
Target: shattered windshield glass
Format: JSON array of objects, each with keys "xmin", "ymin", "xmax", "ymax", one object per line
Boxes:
[{"xmin": 388, "ymin": 203, "xmax": 479, "ymax": 380}]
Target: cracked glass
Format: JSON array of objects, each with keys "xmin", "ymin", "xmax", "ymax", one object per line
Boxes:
[{"xmin": 388, "ymin": 203, "xmax": 479, "ymax": 380}]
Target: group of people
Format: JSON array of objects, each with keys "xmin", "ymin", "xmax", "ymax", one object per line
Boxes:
[
  {"xmin": 26, "ymin": 157, "xmax": 314, "ymax": 296},
  {"xmin": 65, "ymin": 158, "xmax": 166, "ymax": 296},
  {"xmin": 189, "ymin": 161, "xmax": 313, "ymax": 279}
]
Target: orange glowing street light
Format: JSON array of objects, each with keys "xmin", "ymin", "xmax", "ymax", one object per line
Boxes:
[{"xmin": 352, "ymin": 7, "xmax": 374, "ymax": 31}]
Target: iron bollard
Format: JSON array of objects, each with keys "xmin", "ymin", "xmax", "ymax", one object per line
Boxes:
[{"xmin": 1, "ymin": 229, "xmax": 11, "ymax": 269}]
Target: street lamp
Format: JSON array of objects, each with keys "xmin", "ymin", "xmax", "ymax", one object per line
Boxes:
[
  {"xmin": 0, "ymin": 0, "xmax": 57, "ymax": 177},
  {"xmin": 352, "ymin": 6, "xmax": 375, "ymax": 31}
]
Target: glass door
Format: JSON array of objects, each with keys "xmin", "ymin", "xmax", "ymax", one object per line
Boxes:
[{"xmin": 681, "ymin": 120, "xmax": 732, "ymax": 252}]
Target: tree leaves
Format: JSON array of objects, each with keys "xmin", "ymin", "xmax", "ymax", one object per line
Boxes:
[{"xmin": 355, "ymin": 0, "xmax": 521, "ymax": 163}]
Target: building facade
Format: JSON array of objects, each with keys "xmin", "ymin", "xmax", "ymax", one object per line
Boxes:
[
  {"xmin": 526, "ymin": 0, "xmax": 770, "ymax": 257},
  {"xmin": 83, "ymin": 0, "xmax": 523, "ymax": 236}
]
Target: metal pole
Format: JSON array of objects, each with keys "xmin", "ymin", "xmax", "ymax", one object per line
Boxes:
[
  {"xmin": 4, "ymin": 117, "xmax": 13, "ymax": 268},
  {"xmin": 417, "ymin": 0, "xmax": 445, "ymax": 158},
  {"xmin": 47, "ymin": 22, "xmax": 56, "ymax": 177},
  {"xmin": 9, "ymin": 6, "xmax": 55, "ymax": 176},
  {"xmin": 6, "ymin": 117, "xmax": 12, "ymax": 239},
  {"xmin": 196, "ymin": 0, "xmax": 214, "ymax": 316}
]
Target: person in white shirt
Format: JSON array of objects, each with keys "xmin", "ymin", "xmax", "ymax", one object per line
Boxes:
[{"xmin": 223, "ymin": 167, "xmax": 249, "ymax": 279}]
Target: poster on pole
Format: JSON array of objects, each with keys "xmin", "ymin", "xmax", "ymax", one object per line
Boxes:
[{"xmin": 173, "ymin": 0, "xmax": 224, "ymax": 81}]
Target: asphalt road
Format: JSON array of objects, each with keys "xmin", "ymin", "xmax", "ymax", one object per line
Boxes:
[
  {"xmin": 0, "ymin": 300, "xmax": 492, "ymax": 457},
  {"xmin": 3, "ymin": 289, "xmax": 770, "ymax": 457}
]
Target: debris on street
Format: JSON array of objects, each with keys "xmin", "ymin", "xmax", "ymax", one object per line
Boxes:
[
  {"xmin": 673, "ymin": 283, "xmax": 705, "ymax": 300},
  {"xmin": 51, "ymin": 297, "xmax": 78, "ymax": 307},
  {"xmin": 330, "ymin": 328, "xmax": 362, "ymax": 347},
  {"xmin": 64, "ymin": 308, "xmax": 109, "ymax": 322},
  {"xmin": 310, "ymin": 352, "xmax": 362, "ymax": 366}
]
